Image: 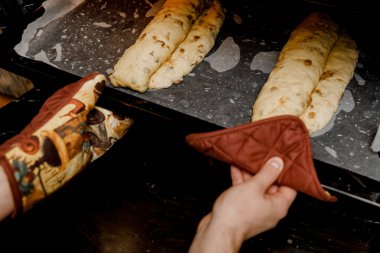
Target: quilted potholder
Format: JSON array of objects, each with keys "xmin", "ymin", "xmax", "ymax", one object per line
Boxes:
[{"xmin": 186, "ymin": 115, "xmax": 336, "ymax": 202}]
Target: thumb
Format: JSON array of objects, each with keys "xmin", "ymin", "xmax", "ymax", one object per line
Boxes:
[{"xmin": 251, "ymin": 157, "xmax": 284, "ymax": 191}]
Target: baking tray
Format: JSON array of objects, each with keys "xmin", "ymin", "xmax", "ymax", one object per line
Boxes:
[{"xmin": 14, "ymin": 0, "xmax": 380, "ymax": 182}]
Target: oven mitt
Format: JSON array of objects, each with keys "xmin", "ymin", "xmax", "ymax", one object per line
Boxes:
[
  {"xmin": 87, "ymin": 106, "xmax": 133, "ymax": 161},
  {"xmin": 186, "ymin": 115, "xmax": 336, "ymax": 202},
  {"xmin": 0, "ymin": 72, "xmax": 133, "ymax": 216}
]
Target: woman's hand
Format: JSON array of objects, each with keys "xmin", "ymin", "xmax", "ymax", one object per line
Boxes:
[{"xmin": 189, "ymin": 157, "xmax": 297, "ymax": 253}]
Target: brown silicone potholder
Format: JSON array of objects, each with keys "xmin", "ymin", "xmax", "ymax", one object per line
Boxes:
[{"xmin": 186, "ymin": 115, "xmax": 336, "ymax": 202}]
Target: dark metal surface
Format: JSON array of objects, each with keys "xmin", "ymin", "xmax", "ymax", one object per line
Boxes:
[{"xmin": 17, "ymin": 0, "xmax": 380, "ymax": 182}]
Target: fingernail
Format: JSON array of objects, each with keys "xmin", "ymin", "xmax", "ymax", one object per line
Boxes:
[{"xmin": 267, "ymin": 157, "xmax": 284, "ymax": 170}]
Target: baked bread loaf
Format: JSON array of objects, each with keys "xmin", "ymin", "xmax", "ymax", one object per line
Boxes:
[
  {"xmin": 300, "ymin": 33, "xmax": 358, "ymax": 133},
  {"xmin": 149, "ymin": 0, "xmax": 225, "ymax": 89},
  {"xmin": 252, "ymin": 13, "xmax": 339, "ymax": 121},
  {"xmin": 110, "ymin": 0, "xmax": 211, "ymax": 92}
]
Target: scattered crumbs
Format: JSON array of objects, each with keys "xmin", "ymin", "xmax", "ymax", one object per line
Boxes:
[
  {"xmin": 63, "ymin": 29, "xmax": 68, "ymax": 33},
  {"xmin": 84, "ymin": 35, "xmax": 88, "ymax": 39},
  {"xmin": 117, "ymin": 48, "xmax": 121, "ymax": 53},
  {"xmin": 359, "ymin": 141, "xmax": 367, "ymax": 148},
  {"xmin": 134, "ymin": 8, "xmax": 139, "ymax": 19},
  {"xmin": 324, "ymin": 146, "xmax": 338, "ymax": 158},
  {"xmin": 200, "ymin": 73, "xmax": 213, "ymax": 79},
  {"xmin": 357, "ymin": 125, "xmax": 368, "ymax": 134},
  {"xmin": 363, "ymin": 110, "xmax": 377, "ymax": 119},
  {"xmin": 229, "ymin": 98, "xmax": 235, "ymax": 104},
  {"xmin": 354, "ymin": 72, "xmax": 365, "ymax": 86},
  {"xmin": 106, "ymin": 68, "xmax": 114, "ymax": 74},
  {"xmin": 100, "ymin": 2, "xmax": 107, "ymax": 9},
  {"xmin": 118, "ymin": 12, "xmax": 126, "ymax": 18},
  {"xmin": 93, "ymin": 22, "xmax": 112, "ymax": 28},
  {"xmin": 357, "ymin": 62, "xmax": 363, "ymax": 68},
  {"xmin": 132, "ymin": 28, "xmax": 136, "ymax": 34},
  {"xmin": 354, "ymin": 165, "xmax": 360, "ymax": 169},
  {"xmin": 36, "ymin": 29, "xmax": 43, "ymax": 37},
  {"xmin": 80, "ymin": 12, "xmax": 85, "ymax": 16},
  {"xmin": 287, "ymin": 239, "xmax": 293, "ymax": 244},
  {"xmin": 242, "ymin": 38, "xmax": 255, "ymax": 43},
  {"xmin": 259, "ymin": 41, "xmax": 266, "ymax": 46},
  {"xmin": 187, "ymin": 73, "xmax": 196, "ymax": 77},
  {"xmin": 233, "ymin": 14, "xmax": 242, "ymax": 25},
  {"xmin": 206, "ymin": 114, "xmax": 213, "ymax": 119},
  {"xmin": 144, "ymin": 0, "xmax": 154, "ymax": 7},
  {"xmin": 52, "ymin": 43, "xmax": 62, "ymax": 62}
]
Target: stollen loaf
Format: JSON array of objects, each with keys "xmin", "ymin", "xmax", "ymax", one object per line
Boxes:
[
  {"xmin": 149, "ymin": 0, "xmax": 225, "ymax": 89},
  {"xmin": 300, "ymin": 33, "xmax": 359, "ymax": 133},
  {"xmin": 110, "ymin": 0, "xmax": 211, "ymax": 92},
  {"xmin": 252, "ymin": 13, "xmax": 339, "ymax": 121}
]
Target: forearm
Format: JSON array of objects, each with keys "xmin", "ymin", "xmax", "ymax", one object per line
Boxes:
[
  {"xmin": 0, "ymin": 165, "xmax": 15, "ymax": 220},
  {"xmin": 189, "ymin": 218, "xmax": 244, "ymax": 253}
]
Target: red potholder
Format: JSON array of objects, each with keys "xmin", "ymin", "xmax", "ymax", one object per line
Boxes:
[{"xmin": 186, "ymin": 115, "xmax": 336, "ymax": 202}]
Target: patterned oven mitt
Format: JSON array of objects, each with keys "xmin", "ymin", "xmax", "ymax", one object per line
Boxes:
[
  {"xmin": 186, "ymin": 115, "xmax": 337, "ymax": 202},
  {"xmin": 0, "ymin": 73, "xmax": 133, "ymax": 216}
]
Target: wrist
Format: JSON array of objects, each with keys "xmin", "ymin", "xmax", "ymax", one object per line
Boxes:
[
  {"xmin": 190, "ymin": 217, "xmax": 244, "ymax": 253},
  {"xmin": 208, "ymin": 218, "xmax": 245, "ymax": 250}
]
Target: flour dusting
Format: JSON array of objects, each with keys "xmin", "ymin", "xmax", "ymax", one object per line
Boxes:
[
  {"xmin": 325, "ymin": 146, "xmax": 338, "ymax": 158},
  {"xmin": 204, "ymin": 37, "xmax": 240, "ymax": 72},
  {"xmin": 354, "ymin": 72, "xmax": 365, "ymax": 86},
  {"xmin": 250, "ymin": 51, "xmax": 279, "ymax": 73},
  {"xmin": 52, "ymin": 43, "xmax": 62, "ymax": 61},
  {"xmin": 93, "ymin": 22, "xmax": 112, "ymax": 28}
]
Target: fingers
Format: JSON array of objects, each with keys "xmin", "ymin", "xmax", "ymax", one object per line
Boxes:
[
  {"xmin": 231, "ymin": 166, "xmax": 253, "ymax": 185},
  {"xmin": 197, "ymin": 213, "xmax": 212, "ymax": 232},
  {"xmin": 230, "ymin": 166, "xmax": 243, "ymax": 185},
  {"xmin": 276, "ymin": 186, "xmax": 297, "ymax": 204},
  {"xmin": 242, "ymin": 169, "xmax": 252, "ymax": 182},
  {"xmin": 251, "ymin": 157, "xmax": 284, "ymax": 191},
  {"xmin": 266, "ymin": 185, "xmax": 279, "ymax": 194}
]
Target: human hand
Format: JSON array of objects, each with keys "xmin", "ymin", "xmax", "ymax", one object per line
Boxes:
[{"xmin": 189, "ymin": 157, "xmax": 297, "ymax": 253}]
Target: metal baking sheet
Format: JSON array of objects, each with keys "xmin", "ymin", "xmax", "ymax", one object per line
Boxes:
[{"xmin": 15, "ymin": 0, "xmax": 380, "ymax": 181}]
